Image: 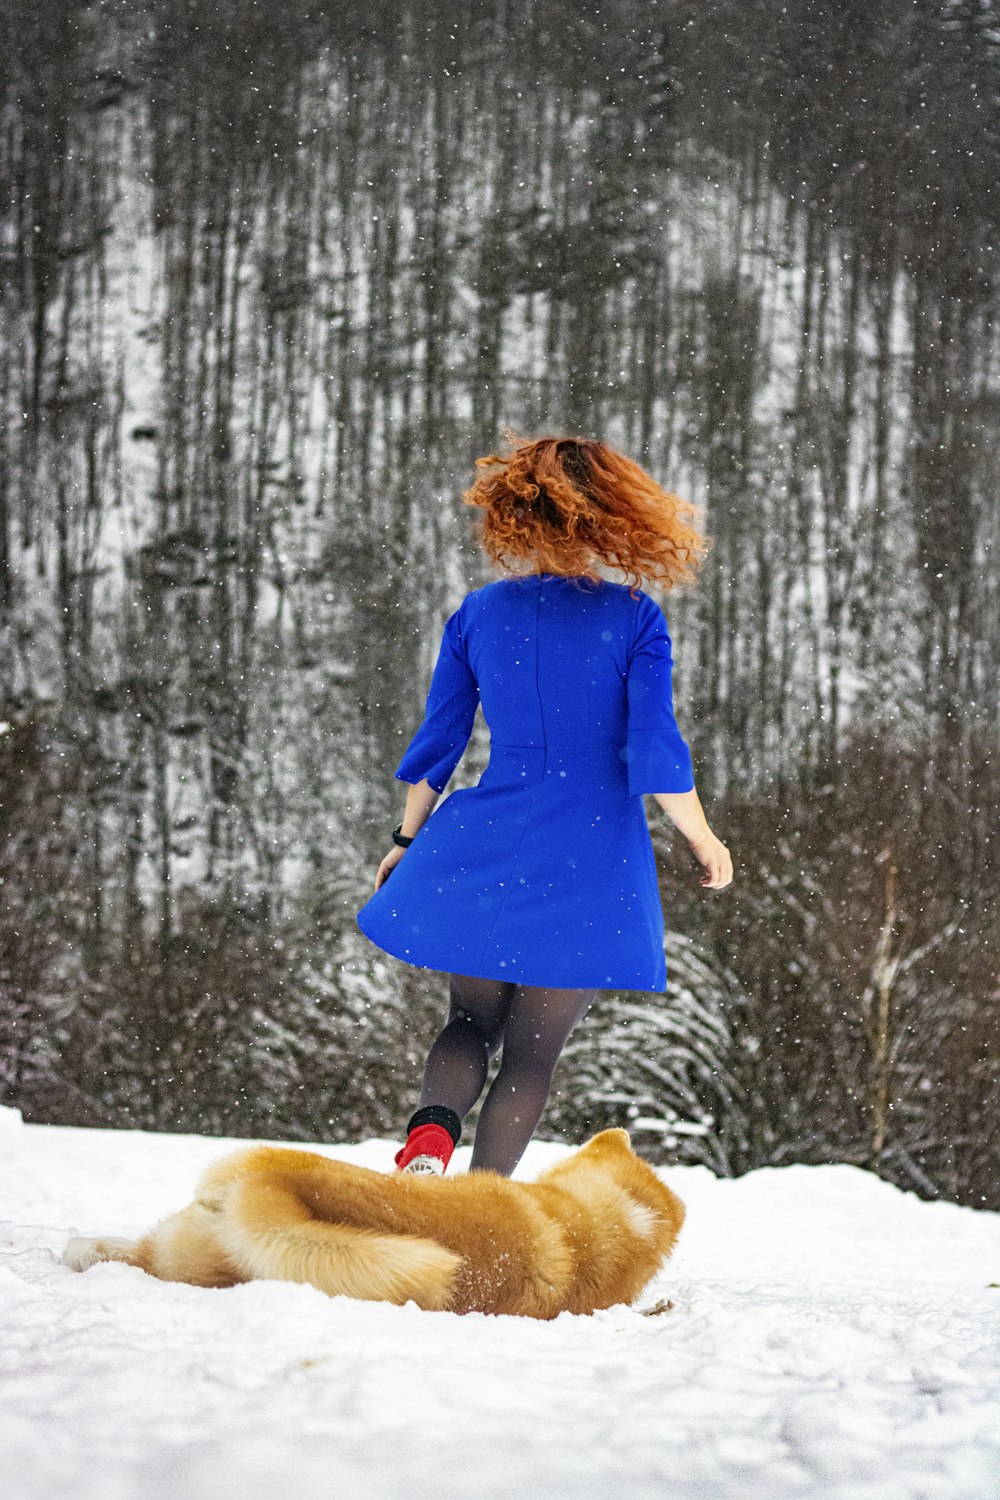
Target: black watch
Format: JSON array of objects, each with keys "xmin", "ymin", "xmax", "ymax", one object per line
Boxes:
[{"xmin": 392, "ymin": 823, "xmax": 414, "ymax": 848}]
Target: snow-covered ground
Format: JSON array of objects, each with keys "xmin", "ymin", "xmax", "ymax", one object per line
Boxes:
[{"xmin": 1, "ymin": 1104, "xmax": 998, "ymax": 1500}]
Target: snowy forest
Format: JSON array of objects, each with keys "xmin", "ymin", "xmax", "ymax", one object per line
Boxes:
[{"xmin": 0, "ymin": 0, "xmax": 997, "ymax": 1210}]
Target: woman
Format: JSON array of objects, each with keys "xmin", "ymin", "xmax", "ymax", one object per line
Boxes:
[{"xmin": 356, "ymin": 433, "xmax": 733, "ymax": 1178}]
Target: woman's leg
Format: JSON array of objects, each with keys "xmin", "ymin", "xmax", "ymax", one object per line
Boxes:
[
  {"xmin": 417, "ymin": 972, "xmax": 516, "ymax": 1120},
  {"xmin": 468, "ymin": 983, "xmax": 597, "ymax": 1177}
]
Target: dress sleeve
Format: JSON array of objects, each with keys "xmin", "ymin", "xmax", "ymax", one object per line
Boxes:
[
  {"xmin": 394, "ymin": 599, "xmax": 480, "ymax": 794},
  {"xmin": 622, "ymin": 592, "xmax": 695, "ymax": 796}
]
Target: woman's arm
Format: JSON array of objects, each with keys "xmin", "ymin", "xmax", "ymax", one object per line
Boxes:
[
  {"xmin": 400, "ymin": 778, "xmax": 439, "ymax": 838},
  {"xmin": 373, "ymin": 599, "xmax": 480, "ymax": 893},
  {"xmin": 372, "ymin": 778, "xmax": 440, "ymax": 892},
  {"xmin": 652, "ymin": 786, "xmax": 733, "ymax": 890}
]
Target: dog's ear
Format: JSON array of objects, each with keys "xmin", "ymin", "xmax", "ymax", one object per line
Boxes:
[{"xmin": 581, "ymin": 1127, "xmax": 632, "ymax": 1155}]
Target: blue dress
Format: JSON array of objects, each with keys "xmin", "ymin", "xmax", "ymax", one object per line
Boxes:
[{"xmin": 355, "ymin": 573, "xmax": 695, "ymax": 992}]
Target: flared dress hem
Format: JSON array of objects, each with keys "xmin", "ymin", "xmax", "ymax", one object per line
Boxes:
[{"xmin": 356, "ymin": 905, "xmax": 667, "ymax": 994}]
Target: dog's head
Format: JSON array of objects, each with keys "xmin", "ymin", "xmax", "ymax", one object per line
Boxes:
[{"xmin": 544, "ymin": 1128, "xmax": 686, "ymax": 1258}]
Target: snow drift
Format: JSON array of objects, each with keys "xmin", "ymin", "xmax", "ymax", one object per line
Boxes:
[{"xmin": 1, "ymin": 1105, "xmax": 998, "ymax": 1500}]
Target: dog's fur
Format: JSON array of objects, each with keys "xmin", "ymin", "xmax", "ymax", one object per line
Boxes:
[{"xmin": 62, "ymin": 1129, "xmax": 684, "ymax": 1318}]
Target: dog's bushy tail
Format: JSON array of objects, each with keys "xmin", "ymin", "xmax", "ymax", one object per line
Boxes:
[{"xmin": 215, "ymin": 1175, "xmax": 462, "ymax": 1310}]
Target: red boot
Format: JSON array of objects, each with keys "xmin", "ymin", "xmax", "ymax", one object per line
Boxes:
[{"xmin": 394, "ymin": 1105, "xmax": 462, "ymax": 1176}]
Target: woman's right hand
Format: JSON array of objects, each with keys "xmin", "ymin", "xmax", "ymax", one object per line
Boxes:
[{"xmin": 686, "ymin": 828, "xmax": 733, "ymax": 890}]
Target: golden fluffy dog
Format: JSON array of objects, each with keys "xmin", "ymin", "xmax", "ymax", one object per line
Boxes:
[{"xmin": 62, "ymin": 1128, "xmax": 685, "ymax": 1319}]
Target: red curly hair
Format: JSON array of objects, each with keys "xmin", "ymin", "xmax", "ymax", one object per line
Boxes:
[{"xmin": 462, "ymin": 430, "xmax": 712, "ymax": 596}]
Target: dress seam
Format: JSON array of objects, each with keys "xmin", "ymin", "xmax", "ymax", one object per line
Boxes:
[
  {"xmin": 626, "ymin": 588, "xmax": 644, "ymax": 667},
  {"xmin": 490, "ymin": 738, "xmax": 622, "ymax": 749},
  {"xmin": 473, "ymin": 578, "xmax": 547, "ymax": 973}
]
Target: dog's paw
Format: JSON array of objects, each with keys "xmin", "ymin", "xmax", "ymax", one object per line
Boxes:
[
  {"xmin": 638, "ymin": 1297, "xmax": 676, "ymax": 1317},
  {"xmin": 62, "ymin": 1236, "xmax": 135, "ymax": 1272}
]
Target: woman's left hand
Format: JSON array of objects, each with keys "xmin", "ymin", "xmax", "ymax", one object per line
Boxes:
[{"xmin": 374, "ymin": 845, "xmax": 406, "ymax": 892}]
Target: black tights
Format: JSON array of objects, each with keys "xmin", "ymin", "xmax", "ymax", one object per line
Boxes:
[{"xmin": 418, "ymin": 972, "xmax": 597, "ymax": 1177}]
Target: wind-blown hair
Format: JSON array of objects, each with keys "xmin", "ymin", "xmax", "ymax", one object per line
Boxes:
[{"xmin": 462, "ymin": 430, "xmax": 712, "ymax": 596}]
